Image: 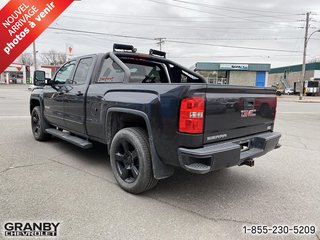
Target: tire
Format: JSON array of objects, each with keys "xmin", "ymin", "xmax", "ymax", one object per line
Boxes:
[
  {"xmin": 31, "ymin": 106, "xmax": 51, "ymax": 141},
  {"xmin": 110, "ymin": 127, "xmax": 158, "ymax": 194}
]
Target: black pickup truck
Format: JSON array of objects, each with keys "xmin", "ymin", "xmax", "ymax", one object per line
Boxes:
[{"xmin": 30, "ymin": 44, "xmax": 281, "ymax": 194}]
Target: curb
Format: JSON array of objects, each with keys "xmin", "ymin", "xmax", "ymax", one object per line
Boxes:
[{"xmin": 295, "ymin": 101, "xmax": 320, "ymax": 103}]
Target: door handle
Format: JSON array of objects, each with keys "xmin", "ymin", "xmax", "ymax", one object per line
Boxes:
[
  {"xmin": 76, "ymin": 91, "xmax": 84, "ymax": 96},
  {"xmin": 244, "ymin": 99, "xmax": 255, "ymax": 109}
]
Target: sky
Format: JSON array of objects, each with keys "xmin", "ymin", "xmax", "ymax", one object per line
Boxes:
[{"xmin": 1, "ymin": 0, "xmax": 320, "ymax": 68}]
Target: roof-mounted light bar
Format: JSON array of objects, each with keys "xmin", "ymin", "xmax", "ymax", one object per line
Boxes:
[
  {"xmin": 149, "ymin": 49, "xmax": 166, "ymax": 58},
  {"xmin": 113, "ymin": 44, "xmax": 137, "ymax": 53}
]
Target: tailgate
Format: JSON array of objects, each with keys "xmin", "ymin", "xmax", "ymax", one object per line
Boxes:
[{"xmin": 204, "ymin": 85, "xmax": 277, "ymax": 144}]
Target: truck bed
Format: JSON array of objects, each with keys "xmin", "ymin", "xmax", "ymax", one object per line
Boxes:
[{"xmin": 204, "ymin": 85, "xmax": 276, "ymax": 144}]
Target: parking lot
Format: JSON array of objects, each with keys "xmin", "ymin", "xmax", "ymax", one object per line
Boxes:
[{"xmin": 0, "ymin": 85, "xmax": 319, "ymax": 240}]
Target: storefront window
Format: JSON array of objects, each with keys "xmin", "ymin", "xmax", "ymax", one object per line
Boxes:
[{"xmin": 203, "ymin": 71, "xmax": 229, "ymax": 85}]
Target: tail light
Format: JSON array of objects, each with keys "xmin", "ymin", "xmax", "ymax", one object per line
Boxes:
[
  {"xmin": 273, "ymin": 97, "xmax": 277, "ymax": 120},
  {"xmin": 179, "ymin": 96, "xmax": 205, "ymax": 134}
]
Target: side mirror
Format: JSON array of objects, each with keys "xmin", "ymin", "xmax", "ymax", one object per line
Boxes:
[{"xmin": 34, "ymin": 70, "xmax": 46, "ymax": 86}]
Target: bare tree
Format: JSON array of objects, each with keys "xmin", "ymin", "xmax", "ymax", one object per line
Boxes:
[
  {"xmin": 40, "ymin": 50, "xmax": 67, "ymax": 66},
  {"xmin": 307, "ymin": 58, "xmax": 320, "ymax": 63},
  {"xmin": 17, "ymin": 53, "xmax": 34, "ymax": 66}
]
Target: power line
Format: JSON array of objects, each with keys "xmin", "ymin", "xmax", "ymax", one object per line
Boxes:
[
  {"xmin": 168, "ymin": 37, "xmax": 305, "ymax": 41},
  {"xmin": 148, "ymin": 0, "xmax": 300, "ymax": 27},
  {"xmin": 173, "ymin": 0, "xmax": 303, "ymax": 15},
  {"xmin": 47, "ymin": 27, "xmax": 303, "ymax": 53},
  {"xmin": 48, "ymin": 27, "xmax": 155, "ymax": 41},
  {"xmin": 67, "ymin": 10, "xmax": 302, "ymax": 21},
  {"xmin": 48, "ymin": 31, "xmax": 157, "ymax": 48},
  {"xmin": 172, "ymin": 0, "xmax": 303, "ymax": 19},
  {"xmin": 49, "ymin": 28, "xmax": 314, "ymax": 42},
  {"xmin": 65, "ymin": 12, "xmax": 301, "ymax": 23},
  {"xmin": 60, "ymin": 15, "xmax": 301, "ymax": 30},
  {"xmin": 166, "ymin": 40, "xmax": 302, "ymax": 53},
  {"xmin": 22, "ymin": 49, "xmax": 307, "ymax": 59}
]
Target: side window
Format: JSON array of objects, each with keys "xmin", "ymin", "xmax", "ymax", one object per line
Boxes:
[
  {"xmin": 72, "ymin": 58, "xmax": 93, "ymax": 85},
  {"xmin": 97, "ymin": 58, "xmax": 124, "ymax": 83},
  {"xmin": 54, "ymin": 61, "xmax": 76, "ymax": 84},
  {"xmin": 170, "ymin": 66, "xmax": 202, "ymax": 83}
]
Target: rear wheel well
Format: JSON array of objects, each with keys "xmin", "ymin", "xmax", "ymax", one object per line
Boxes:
[
  {"xmin": 107, "ymin": 112, "xmax": 149, "ymax": 148},
  {"xmin": 30, "ymin": 99, "xmax": 40, "ymax": 114}
]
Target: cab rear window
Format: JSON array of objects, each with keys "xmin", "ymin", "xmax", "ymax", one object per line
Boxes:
[{"xmin": 124, "ymin": 62, "xmax": 168, "ymax": 84}]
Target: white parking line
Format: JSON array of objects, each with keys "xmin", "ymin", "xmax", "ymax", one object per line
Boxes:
[
  {"xmin": 279, "ymin": 112, "xmax": 320, "ymax": 114},
  {"xmin": 0, "ymin": 116, "xmax": 30, "ymax": 119}
]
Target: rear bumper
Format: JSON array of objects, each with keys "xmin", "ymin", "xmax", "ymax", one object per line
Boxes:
[{"xmin": 178, "ymin": 132, "xmax": 281, "ymax": 174}]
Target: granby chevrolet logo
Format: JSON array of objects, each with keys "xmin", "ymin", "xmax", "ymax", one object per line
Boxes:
[
  {"xmin": 3, "ymin": 222, "xmax": 60, "ymax": 237},
  {"xmin": 241, "ymin": 109, "xmax": 257, "ymax": 118}
]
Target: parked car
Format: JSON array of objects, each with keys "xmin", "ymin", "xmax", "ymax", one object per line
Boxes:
[
  {"xmin": 284, "ymin": 88, "xmax": 294, "ymax": 95},
  {"xmin": 28, "ymin": 85, "xmax": 36, "ymax": 91},
  {"xmin": 30, "ymin": 44, "xmax": 281, "ymax": 194},
  {"xmin": 276, "ymin": 89, "xmax": 283, "ymax": 96}
]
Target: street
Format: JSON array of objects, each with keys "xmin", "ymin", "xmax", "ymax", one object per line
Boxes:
[{"xmin": 0, "ymin": 85, "xmax": 319, "ymax": 240}]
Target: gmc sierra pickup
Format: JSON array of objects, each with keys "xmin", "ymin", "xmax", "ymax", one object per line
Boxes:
[{"xmin": 30, "ymin": 44, "xmax": 281, "ymax": 194}]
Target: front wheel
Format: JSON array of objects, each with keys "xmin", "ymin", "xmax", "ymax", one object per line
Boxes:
[
  {"xmin": 110, "ymin": 127, "xmax": 158, "ymax": 194},
  {"xmin": 31, "ymin": 106, "xmax": 51, "ymax": 141}
]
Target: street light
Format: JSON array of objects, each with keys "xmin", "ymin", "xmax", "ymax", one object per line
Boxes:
[
  {"xmin": 300, "ymin": 29, "xmax": 320, "ymax": 100},
  {"xmin": 307, "ymin": 30, "xmax": 320, "ymax": 43},
  {"xmin": 32, "ymin": 41, "xmax": 37, "ymax": 70}
]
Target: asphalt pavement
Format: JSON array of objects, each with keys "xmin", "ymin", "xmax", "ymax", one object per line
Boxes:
[{"xmin": 0, "ymin": 85, "xmax": 319, "ymax": 240}]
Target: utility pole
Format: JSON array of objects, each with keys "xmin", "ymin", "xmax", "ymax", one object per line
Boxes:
[
  {"xmin": 32, "ymin": 41, "xmax": 37, "ymax": 71},
  {"xmin": 155, "ymin": 38, "xmax": 166, "ymax": 51},
  {"xmin": 300, "ymin": 12, "xmax": 310, "ymax": 100}
]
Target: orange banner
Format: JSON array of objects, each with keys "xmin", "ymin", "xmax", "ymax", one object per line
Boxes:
[{"xmin": 0, "ymin": 0, "xmax": 74, "ymax": 73}]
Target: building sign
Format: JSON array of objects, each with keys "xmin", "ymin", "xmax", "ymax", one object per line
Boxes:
[
  {"xmin": 66, "ymin": 43, "xmax": 73, "ymax": 61},
  {"xmin": 314, "ymin": 70, "xmax": 320, "ymax": 79},
  {"xmin": 220, "ymin": 64, "xmax": 249, "ymax": 71}
]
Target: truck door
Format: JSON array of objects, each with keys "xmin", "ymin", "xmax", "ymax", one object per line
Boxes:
[
  {"xmin": 63, "ymin": 57, "xmax": 94, "ymax": 134},
  {"xmin": 43, "ymin": 61, "xmax": 76, "ymax": 127}
]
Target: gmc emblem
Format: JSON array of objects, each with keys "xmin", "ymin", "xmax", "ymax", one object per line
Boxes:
[{"xmin": 241, "ymin": 109, "xmax": 257, "ymax": 118}]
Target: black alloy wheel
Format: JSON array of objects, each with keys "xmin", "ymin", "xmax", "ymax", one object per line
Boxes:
[
  {"xmin": 115, "ymin": 140, "xmax": 140, "ymax": 183},
  {"xmin": 110, "ymin": 127, "xmax": 158, "ymax": 194},
  {"xmin": 31, "ymin": 106, "xmax": 51, "ymax": 141},
  {"xmin": 32, "ymin": 110, "xmax": 41, "ymax": 138}
]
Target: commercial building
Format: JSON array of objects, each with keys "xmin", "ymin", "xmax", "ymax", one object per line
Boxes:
[
  {"xmin": 269, "ymin": 62, "xmax": 320, "ymax": 88},
  {"xmin": 0, "ymin": 63, "xmax": 29, "ymax": 84},
  {"xmin": 0, "ymin": 63, "xmax": 57, "ymax": 85},
  {"xmin": 193, "ymin": 62, "xmax": 271, "ymax": 87}
]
